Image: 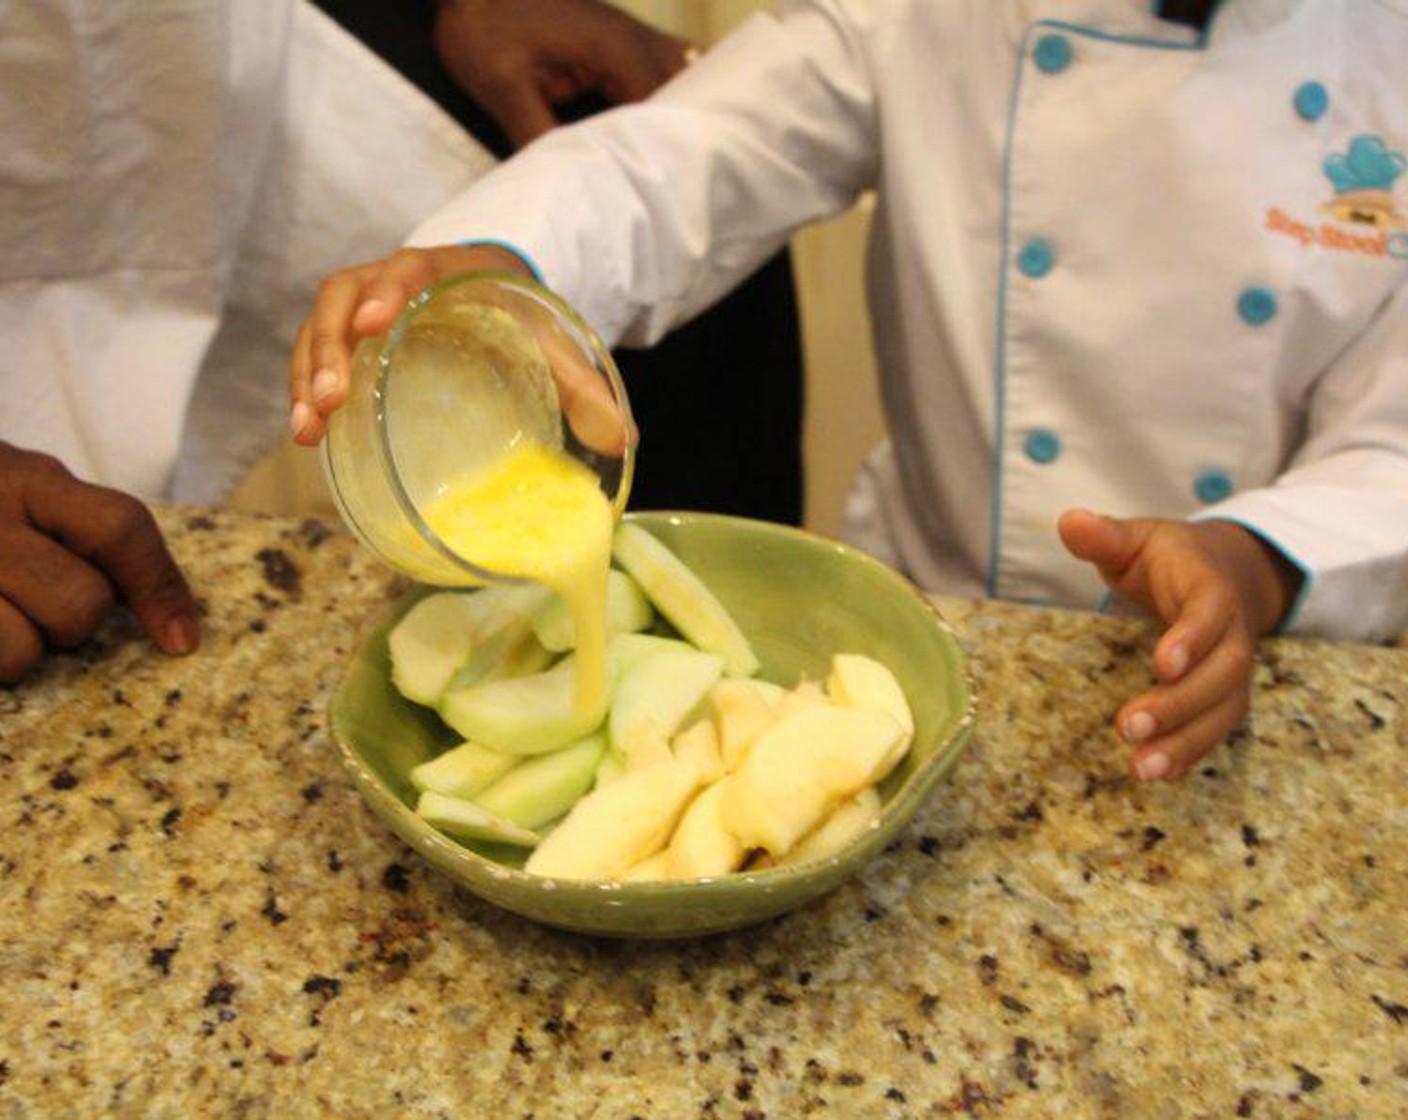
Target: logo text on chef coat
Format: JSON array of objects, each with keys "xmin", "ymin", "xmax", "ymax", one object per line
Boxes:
[{"xmin": 1266, "ymin": 134, "xmax": 1408, "ymax": 261}]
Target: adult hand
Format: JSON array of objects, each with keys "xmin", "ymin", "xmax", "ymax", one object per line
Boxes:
[
  {"xmin": 0, "ymin": 443, "xmax": 200, "ymax": 682},
  {"xmin": 1058, "ymin": 510, "xmax": 1302, "ymax": 782},
  {"xmin": 432, "ymin": 0, "xmax": 691, "ymax": 149}
]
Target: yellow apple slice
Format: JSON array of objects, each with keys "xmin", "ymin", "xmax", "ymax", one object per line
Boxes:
[
  {"xmin": 776, "ymin": 786, "xmax": 882, "ymax": 866},
  {"xmin": 720, "ymin": 706, "xmax": 904, "ymax": 855},
  {"xmin": 671, "ymin": 720, "xmax": 725, "ymax": 784},
  {"xmin": 710, "ymin": 678, "xmax": 786, "ymax": 771},
  {"xmin": 826, "ymin": 653, "xmax": 914, "ymax": 779},
  {"xmin": 620, "ymin": 849, "xmax": 672, "ymax": 883},
  {"xmin": 524, "ymin": 759, "xmax": 705, "ymax": 880},
  {"xmin": 611, "ymin": 523, "xmax": 759, "ymax": 677},
  {"xmin": 667, "ymin": 779, "xmax": 746, "ymax": 880}
]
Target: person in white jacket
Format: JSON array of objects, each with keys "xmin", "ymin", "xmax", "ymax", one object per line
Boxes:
[
  {"xmin": 0, "ymin": 0, "xmax": 698, "ymax": 683},
  {"xmin": 291, "ymin": 0, "xmax": 1408, "ymax": 783}
]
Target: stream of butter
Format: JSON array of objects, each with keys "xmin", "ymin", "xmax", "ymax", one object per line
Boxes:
[{"xmin": 421, "ymin": 442, "xmax": 613, "ymax": 715}]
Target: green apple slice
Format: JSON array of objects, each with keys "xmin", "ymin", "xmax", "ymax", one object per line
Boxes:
[
  {"xmin": 415, "ymin": 790, "xmax": 541, "ymax": 848},
  {"xmin": 720, "ymin": 705, "xmax": 905, "ymax": 855},
  {"xmin": 609, "ymin": 647, "xmax": 725, "ymax": 770},
  {"xmin": 388, "ymin": 592, "xmax": 491, "ymax": 706},
  {"xmin": 410, "ymin": 739, "xmax": 520, "ymax": 798},
  {"xmin": 439, "ymin": 653, "xmax": 609, "ymax": 754},
  {"xmin": 472, "ymin": 733, "xmax": 607, "ymax": 829},
  {"xmin": 532, "ymin": 570, "xmax": 654, "ymax": 652},
  {"xmin": 611, "ymin": 523, "xmax": 759, "ymax": 677},
  {"xmin": 524, "ymin": 759, "xmax": 705, "ymax": 880}
]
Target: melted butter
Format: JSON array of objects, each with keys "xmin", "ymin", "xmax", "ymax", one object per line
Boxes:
[{"xmin": 421, "ymin": 442, "xmax": 613, "ymax": 715}]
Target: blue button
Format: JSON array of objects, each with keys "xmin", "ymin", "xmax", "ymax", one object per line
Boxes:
[
  {"xmin": 1017, "ymin": 238, "xmax": 1055, "ymax": 279},
  {"xmin": 1024, "ymin": 429, "xmax": 1062, "ymax": 464},
  {"xmin": 1237, "ymin": 286, "xmax": 1279, "ymax": 326},
  {"xmin": 1293, "ymin": 81, "xmax": 1328, "ymax": 122},
  {"xmin": 1194, "ymin": 468, "xmax": 1235, "ymax": 504},
  {"xmin": 1034, "ymin": 33, "xmax": 1073, "ymax": 74}
]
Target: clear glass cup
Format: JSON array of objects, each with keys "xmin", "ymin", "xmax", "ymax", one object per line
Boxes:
[{"xmin": 321, "ymin": 271, "xmax": 634, "ymax": 585}]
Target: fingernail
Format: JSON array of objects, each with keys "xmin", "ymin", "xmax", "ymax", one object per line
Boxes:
[
  {"xmin": 1134, "ymin": 750, "xmax": 1171, "ymax": 782},
  {"xmin": 163, "ymin": 617, "xmax": 199, "ymax": 656},
  {"xmin": 354, "ymin": 298, "xmax": 387, "ymax": 326},
  {"xmin": 289, "ymin": 401, "xmax": 312, "ymax": 436},
  {"xmin": 1123, "ymin": 711, "xmax": 1157, "ymax": 743},
  {"xmin": 312, "ymin": 368, "xmax": 339, "ymax": 405}
]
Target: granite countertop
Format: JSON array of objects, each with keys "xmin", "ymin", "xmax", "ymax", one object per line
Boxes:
[{"xmin": 1, "ymin": 507, "xmax": 1404, "ymax": 1119}]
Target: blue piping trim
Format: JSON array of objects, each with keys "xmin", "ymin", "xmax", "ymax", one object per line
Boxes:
[
  {"xmin": 985, "ymin": 18, "xmax": 1209, "ymax": 599},
  {"xmin": 1199, "ymin": 515, "xmax": 1315, "ymax": 633},
  {"xmin": 458, "ymin": 239, "xmax": 545, "ymax": 284},
  {"xmin": 1095, "ymin": 589, "xmax": 1116, "ymax": 614}
]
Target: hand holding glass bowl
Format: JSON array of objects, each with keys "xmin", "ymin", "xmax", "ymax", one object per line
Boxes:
[{"xmin": 293, "ymin": 255, "xmax": 635, "ymax": 584}]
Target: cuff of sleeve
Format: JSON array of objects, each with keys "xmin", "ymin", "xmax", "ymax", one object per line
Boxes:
[
  {"xmin": 1190, "ymin": 488, "xmax": 1408, "ymax": 644},
  {"xmin": 458, "ymin": 240, "xmax": 545, "ymax": 285}
]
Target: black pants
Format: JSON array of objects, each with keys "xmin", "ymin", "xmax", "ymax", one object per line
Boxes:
[{"xmin": 313, "ymin": 1, "xmax": 806, "ymax": 525}]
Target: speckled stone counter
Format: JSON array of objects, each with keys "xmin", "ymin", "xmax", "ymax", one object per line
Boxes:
[{"xmin": 2, "ymin": 507, "xmax": 1404, "ymax": 1120}]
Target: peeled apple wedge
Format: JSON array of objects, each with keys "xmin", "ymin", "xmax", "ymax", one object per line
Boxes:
[
  {"xmin": 410, "ymin": 739, "xmax": 519, "ymax": 799},
  {"xmin": 710, "ymin": 678, "xmax": 787, "ymax": 771},
  {"xmin": 531, "ymin": 570, "xmax": 654, "ymax": 652},
  {"xmin": 826, "ymin": 654, "xmax": 915, "ymax": 779},
  {"xmin": 611, "ymin": 523, "xmax": 760, "ymax": 678},
  {"xmin": 415, "ymin": 790, "xmax": 541, "ymax": 848},
  {"xmin": 472, "ymin": 733, "xmax": 607, "ymax": 829},
  {"xmin": 610, "ymin": 648, "xmax": 725, "ymax": 770},
  {"xmin": 439, "ymin": 654, "xmax": 608, "ymax": 755},
  {"xmin": 667, "ymin": 779, "xmax": 746, "ymax": 880},
  {"xmin": 524, "ymin": 759, "xmax": 705, "ymax": 880},
  {"xmin": 720, "ymin": 706, "xmax": 905, "ymax": 855},
  {"xmin": 620, "ymin": 850, "xmax": 672, "ymax": 883},
  {"xmin": 776, "ymin": 787, "xmax": 882, "ymax": 867},
  {"xmin": 670, "ymin": 720, "xmax": 725, "ymax": 784}
]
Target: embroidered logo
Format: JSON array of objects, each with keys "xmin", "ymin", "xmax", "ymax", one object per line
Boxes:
[{"xmin": 1266, "ymin": 133, "xmax": 1408, "ymax": 260}]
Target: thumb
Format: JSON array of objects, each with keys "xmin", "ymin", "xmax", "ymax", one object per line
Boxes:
[
  {"xmin": 490, "ymin": 79, "xmax": 561, "ymax": 149},
  {"xmin": 1057, "ymin": 508, "xmax": 1147, "ymax": 583}
]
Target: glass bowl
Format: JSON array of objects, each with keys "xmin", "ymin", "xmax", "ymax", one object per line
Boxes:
[{"xmin": 321, "ymin": 271, "xmax": 634, "ymax": 586}]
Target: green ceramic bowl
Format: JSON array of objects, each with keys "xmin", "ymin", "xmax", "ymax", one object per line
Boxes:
[{"xmin": 328, "ymin": 511, "xmax": 975, "ymax": 939}]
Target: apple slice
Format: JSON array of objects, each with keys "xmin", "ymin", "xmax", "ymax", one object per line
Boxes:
[
  {"xmin": 671, "ymin": 720, "xmax": 725, "ymax": 784},
  {"xmin": 720, "ymin": 706, "xmax": 905, "ymax": 855},
  {"xmin": 609, "ymin": 647, "xmax": 725, "ymax": 770},
  {"xmin": 611, "ymin": 523, "xmax": 759, "ymax": 677},
  {"xmin": 410, "ymin": 739, "xmax": 519, "ymax": 799},
  {"xmin": 667, "ymin": 779, "xmax": 746, "ymax": 880},
  {"xmin": 710, "ymin": 678, "xmax": 786, "ymax": 771},
  {"xmin": 532, "ymin": 570, "xmax": 654, "ymax": 652},
  {"xmin": 524, "ymin": 759, "xmax": 705, "ymax": 880},
  {"xmin": 473, "ymin": 733, "xmax": 607, "ymax": 829},
  {"xmin": 608, "ymin": 633, "xmax": 698, "ymax": 676},
  {"xmin": 388, "ymin": 591, "xmax": 494, "ymax": 706},
  {"xmin": 776, "ymin": 787, "xmax": 882, "ymax": 866},
  {"xmin": 620, "ymin": 850, "xmax": 672, "ymax": 883},
  {"xmin": 593, "ymin": 750, "xmax": 625, "ymax": 789},
  {"xmin": 826, "ymin": 653, "xmax": 914, "ymax": 779},
  {"xmin": 439, "ymin": 653, "xmax": 608, "ymax": 754},
  {"xmin": 415, "ymin": 790, "xmax": 541, "ymax": 848}
]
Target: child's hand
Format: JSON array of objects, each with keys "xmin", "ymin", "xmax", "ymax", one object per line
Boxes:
[
  {"xmin": 288, "ymin": 244, "xmax": 533, "ymax": 446},
  {"xmin": 1057, "ymin": 510, "xmax": 1302, "ymax": 782}
]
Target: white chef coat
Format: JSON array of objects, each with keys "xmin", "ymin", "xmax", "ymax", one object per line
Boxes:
[
  {"xmin": 408, "ymin": 0, "xmax": 1408, "ymax": 644},
  {"xmin": 0, "ymin": 1, "xmax": 492, "ymax": 504}
]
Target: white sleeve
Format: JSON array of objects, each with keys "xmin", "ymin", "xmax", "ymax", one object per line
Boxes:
[
  {"xmin": 1193, "ymin": 280, "xmax": 1408, "ymax": 644},
  {"xmin": 405, "ymin": 1, "xmax": 878, "ymax": 347}
]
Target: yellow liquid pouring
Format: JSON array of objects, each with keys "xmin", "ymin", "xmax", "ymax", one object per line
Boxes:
[{"xmin": 421, "ymin": 443, "xmax": 614, "ymax": 715}]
